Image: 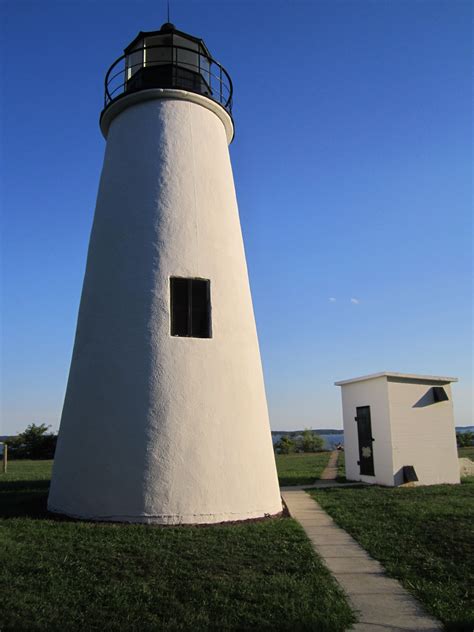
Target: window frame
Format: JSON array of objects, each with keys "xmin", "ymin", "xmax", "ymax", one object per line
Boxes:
[{"xmin": 170, "ymin": 277, "xmax": 212, "ymax": 339}]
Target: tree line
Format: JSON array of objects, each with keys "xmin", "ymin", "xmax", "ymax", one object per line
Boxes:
[
  {"xmin": 3, "ymin": 424, "xmax": 472, "ymax": 460},
  {"xmin": 4, "ymin": 423, "xmax": 57, "ymax": 459},
  {"xmin": 457, "ymin": 431, "xmax": 474, "ymax": 448},
  {"xmin": 274, "ymin": 429, "xmax": 325, "ymax": 454}
]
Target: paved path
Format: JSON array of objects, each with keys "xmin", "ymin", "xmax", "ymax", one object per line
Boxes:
[
  {"xmin": 282, "ymin": 490, "xmax": 442, "ymax": 632},
  {"xmin": 321, "ymin": 449, "xmax": 339, "ymax": 480}
]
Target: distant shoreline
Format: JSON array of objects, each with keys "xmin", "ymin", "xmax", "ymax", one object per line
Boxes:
[
  {"xmin": 272, "ymin": 425, "xmax": 473, "ymax": 436},
  {"xmin": 271, "ymin": 426, "xmax": 474, "ymax": 449}
]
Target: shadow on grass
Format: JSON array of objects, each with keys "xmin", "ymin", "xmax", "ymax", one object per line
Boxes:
[
  {"xmin": 0, "ymin": 479, "xmax": 59, "ymax": 520},
  {"xmin": 278, "ymin": 477, "xmax": 320, "ymax": 486},
  {"xmin": 0, "ymin": 479, "xmax": 50, "ymax": 492},
  {"xmin": 0, "ymin": 479, "xmax": 289, "ymax": 527},
  {"xmin": 0, "ymin": 492, "xmax": 50, "ymax": 519}
]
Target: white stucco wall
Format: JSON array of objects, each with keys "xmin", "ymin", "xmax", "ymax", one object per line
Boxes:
[
  {"xmin": 48, "ymin": 94, "xmax": 282, "ymax": 523},
  {"xmin": 339, "ymin": 377, "xmax": 394, "ymax": 486},
  {"xmin": 338, "ymin": 374, "xmax": 460, "ymax": 487},
  {"xmin": 387, "ymin": 379, "xmax": 460, "ymax": 485}
]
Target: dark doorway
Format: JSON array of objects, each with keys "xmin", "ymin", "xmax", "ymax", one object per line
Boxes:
[{"xmin": 355, "ymin": 406, "xmax": 375, "ymax": 476}]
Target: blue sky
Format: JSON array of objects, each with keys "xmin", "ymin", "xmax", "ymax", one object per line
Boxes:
[{"xmin": 1, "ymin": 0, "xmax": 472, "ymax": 435}]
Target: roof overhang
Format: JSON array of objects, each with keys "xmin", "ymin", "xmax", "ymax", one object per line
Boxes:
[
  {"xmin": 334, "ymin": 371, "xmax": 458, "ymax": 386},
  {"xmin": 124, "ymin": 27, "xmax": 211, "ymax": 57}
]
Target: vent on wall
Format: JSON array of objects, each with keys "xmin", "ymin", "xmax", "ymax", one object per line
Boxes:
[
  {"xmin": 403, "ymin": 465, "xmax": 418, "ymax": 483},
  {"xmin": 432, "ymin": 386, "xmax": 449, "ymax": 403}
]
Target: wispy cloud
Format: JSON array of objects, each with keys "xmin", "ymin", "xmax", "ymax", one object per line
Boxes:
[
  {"xmin": 350, "ymin": 298, "xmax": 360, "ymax": 304},
  {"xmin": 329, "ymin": 297, "xmax": 336, "ymax": 302}
]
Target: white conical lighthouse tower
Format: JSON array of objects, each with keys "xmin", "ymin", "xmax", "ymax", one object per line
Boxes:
[{"xmin": 48, "ymin": 22, "xmax": 282, "ymax": 524}]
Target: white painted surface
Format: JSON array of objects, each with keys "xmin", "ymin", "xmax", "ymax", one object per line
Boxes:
[
  {"xmin": 339, "ymin": 377, "xmax": 394, "ymax": 486},
  {"xmin": 100, "ymin": 89, "xmax": 234, "ymax": 143},
  {"xmin": 337, "ymin": 374, "xmax": 460, "ymax": 486},
  {"xmin": 387, "ymin": 379, "xmax": 459, "ymax": 486},
  {"xmin": 48, "ymin": 94, "xmax": 282, "ymax": 523}
]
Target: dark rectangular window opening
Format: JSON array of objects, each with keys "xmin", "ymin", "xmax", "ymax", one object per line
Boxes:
[{"xmin": 170, "ymin": 277, "xmax": 211, "ymax": 338}]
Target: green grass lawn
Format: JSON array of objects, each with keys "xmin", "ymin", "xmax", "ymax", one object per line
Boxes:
[
  {"xmin": 275, "ymin": 452, "xmax": 331, "ymax": 486},
  {"xmin": 336, "ymin": 451, "xmax": 345, "ymax": 481},
  {"xmin": 309, "ymin": 482, "xmax": 474, "ymax": 632},
  {"xmin": 458, "ymin": 445, "xmax": 474, "ymax": 460},
  {"xmin": 0, "ymin": 460, "xmax": 355, "ymax": 632}
]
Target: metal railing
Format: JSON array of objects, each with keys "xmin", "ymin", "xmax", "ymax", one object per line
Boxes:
[{"xmin": 102, "ymin": 44, "xmax": 233, "ymax": 116}]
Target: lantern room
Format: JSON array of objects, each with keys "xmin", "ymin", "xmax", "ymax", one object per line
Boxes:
[{"xmin": 102, "ymin": 23, "xmax": 233, "ymax": 118}]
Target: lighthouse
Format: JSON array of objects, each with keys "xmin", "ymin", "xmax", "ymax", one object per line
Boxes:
[{"xmin": 48, "ymin": 23, "xmax": 282, "ymax": 524}]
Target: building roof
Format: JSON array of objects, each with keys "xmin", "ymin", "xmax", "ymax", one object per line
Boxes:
[
  {"xmin": 124, "ymin": 23, "xmax": 211, "ymax": 57},
  {"xmin": 334, "ymin": 371, "xmax": 458, "ymax": 386}
]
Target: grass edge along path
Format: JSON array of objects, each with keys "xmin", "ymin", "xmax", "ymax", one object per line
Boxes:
[
  {"xmin": 276, "ymin": 452, "xmax": 331, "ymax": 486},
  {"xmin": 0, "ymin": 460, "xmax": 356, "ymax": 632},
  {"xmin": 283, "ymin": 489, "xmax": 443, "ymax": 632},
  {"xmin": 458, "ymin": 445, "xmax": 474, "ymax": 461},
  {"xmin": 309, "ymin": 482, "xmax": 474, "ymax": 632},
  {"xmin": 336, "ymin": 451, "xmax": 346, "ymax": 482}
]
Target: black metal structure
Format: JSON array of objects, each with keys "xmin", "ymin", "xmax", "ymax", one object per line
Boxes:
[
  {"xmin": 101, "ymin": 22, "xmax": 233, "ymax": 120},
  {"xmin": 355, "ymin": 406, "xmax": 375, "ymax": 476}
]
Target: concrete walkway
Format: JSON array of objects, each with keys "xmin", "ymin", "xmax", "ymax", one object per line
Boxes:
[
  {"xmin": 321, "ymin": 449, "xmax": 339, "ymax": 480},
  {"xmin": 282, "ymin": 490, "xmax": 442, "ymax": 632}
]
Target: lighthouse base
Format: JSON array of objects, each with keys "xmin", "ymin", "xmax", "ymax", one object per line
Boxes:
[{"xmin": 47, "ymin": 505, "xmax": 283, "ymax": 525}]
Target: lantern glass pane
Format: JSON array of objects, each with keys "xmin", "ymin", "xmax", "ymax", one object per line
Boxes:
[
  {"xmin": 174, "ymin": 35, "xmax": 199, "ymax": 72},
  {"xmin": 126, "ymin": 41, "xmax": 143, "ymax": 78},
  {"xmin": 145, "ymin": 35, "xmax": 172, "ymax": 66}
]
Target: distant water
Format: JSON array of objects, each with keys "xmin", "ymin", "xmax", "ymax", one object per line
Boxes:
[{"xmin": 322, "ymin": 433, "xmax": 345, "ymax": 449}]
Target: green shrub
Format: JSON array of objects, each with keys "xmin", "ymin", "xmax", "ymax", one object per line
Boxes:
[
  {"xmin": 457, "ymin": 431, "xmax": 474, "ymax": 447},
  {"xmin": 275, "ymin": 435, "xmax": 297, "ymax": 454},
  {"xmin": 298, "ymin": 429, "xmax": 324, "ymax": 453},
  {"xmin": 7, "ymin": 423, "xmax": 57, "ymax": 460}
]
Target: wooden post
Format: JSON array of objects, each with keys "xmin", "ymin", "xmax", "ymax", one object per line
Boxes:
[{"xmin": 2, "ymin": 444, "xmax": 7, "ymax": 474}]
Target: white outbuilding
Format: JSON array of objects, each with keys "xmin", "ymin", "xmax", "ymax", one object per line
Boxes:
[{"xmin": 335, "ymin": 372, "xmax": 460, "ymax": 486}]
